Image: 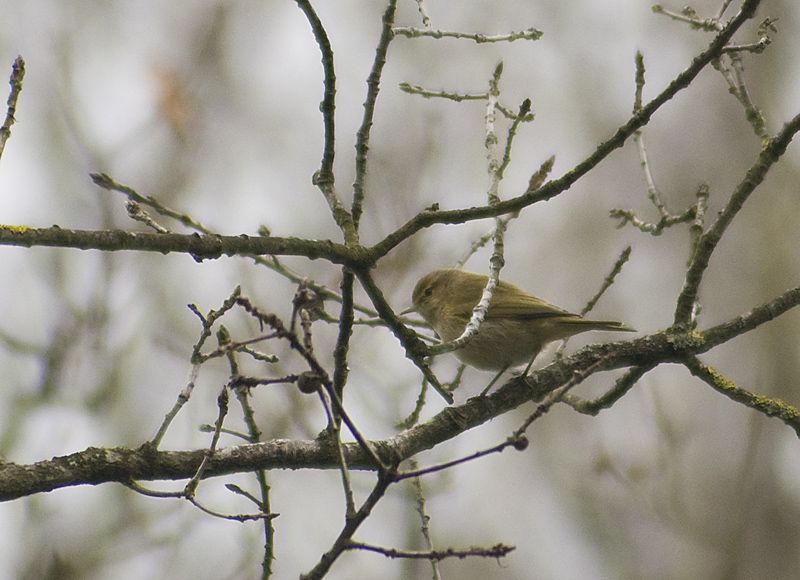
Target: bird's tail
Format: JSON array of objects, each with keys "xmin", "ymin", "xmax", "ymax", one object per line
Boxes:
[{"xmin": 569, "ymin": 319, "xmax": 636, "ymax": 333}]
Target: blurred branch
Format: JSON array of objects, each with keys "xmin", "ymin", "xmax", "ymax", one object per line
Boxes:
[
  {"xmin": 0, "ymin": 56, "xmax": 25, "ymax": 161},
  {"xmin": 344, "ymin": 541, "xmax": 515, "ymax": 561}
]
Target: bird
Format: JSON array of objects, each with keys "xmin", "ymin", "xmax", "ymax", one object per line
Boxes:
[{"xmin": 407, "ymin": 269, "xmax": 635, "ymax": 380}]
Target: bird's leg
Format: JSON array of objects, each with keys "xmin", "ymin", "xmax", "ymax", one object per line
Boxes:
[
  {"xmin": 479, "ymin": 364, "xmax": 510, "ymax": 397},
  {"xmin": 521, "ymin": 351, "xmax": 539, "ymax": 377}
]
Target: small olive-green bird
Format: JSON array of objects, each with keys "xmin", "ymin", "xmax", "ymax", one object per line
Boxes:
[{"xmin": 408, "ymin": 269, "xmax": 635, "ymax": 372}]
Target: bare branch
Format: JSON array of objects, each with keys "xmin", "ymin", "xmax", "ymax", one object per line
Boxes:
[
  {"xmin": 393, "ymin": 26, "xmax": 542, "ymax": 43},
  {"xmin": 356, "ymin": 269, "xmax": 453, "ymax": 403},
  {"xmin": 0, "ymin": 56, "xmax": 25, "ymax": 161},
  {"xmin": 370, "ymin": 0, "xmax": 763, "ymax": 260},
  {"xmin": 352, "ymin": 0, "xmax": 398, "ymax": 228},
  {"xmin": 674, "ymin": 112, "xmax": 800, "ymax": 324},
  {"xmin": 398, "ymin": 82, "xmax": 534, "ymax": 121},
  {"xmin": 301, "ymin": 473, "xmax": 394, "ymax": 580},
  {"xmin": 0, "ymin": 224, "xmax": 357, "ymax": 265},
  {"xmin": 683, "ymin": 356, "xmax": 800, "ymax": 437},
  {"xmin": 414, "ymin": 0, "xmax": 431, "ymax": 28},
  {"xmin": 7, "ymin": 288, "xmax": 800, "ymax": 503},
  {"xmin": 564, "ymin": 364, "xmax": 656, "ymax": 415},
  {"xmin": 294, "ymin": 0, "xmax": 357, "ymax": 243},
  {"xmin": 345, "ymin": 540, "xmax": 515, "ymax": 561}
]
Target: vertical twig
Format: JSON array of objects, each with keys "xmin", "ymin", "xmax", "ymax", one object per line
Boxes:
[
  {"xmin": 407, "ymin": 460, "xmax": 441, "ymax": 580},
  {"xmin": 332, "ymin": 269, "xmax": 355, "ymax": 413},
  {"xmin": 414, "ymin": 0, "xmax": 431, "ymax": 28},
  {"xmin": 674, "ymin": 113, "xmax": 800, "ymax": 325},
  {"xmin": 352, "ymin": 0, "xmax": 398, "ymax": 228},
  {"xmin": 223, "ymin": 326, "xmax": 275, "ymax": 579},
  {"xmin": 318, "ymin": 388, "xmax": 356, "ymax": 517},
  {"xmin": 0, "ymin": 56, "xmax": 24, "ymax": 161},
  {"xmin": 294, "ymin": 0, "xmax": 357, "ymax": 243}
]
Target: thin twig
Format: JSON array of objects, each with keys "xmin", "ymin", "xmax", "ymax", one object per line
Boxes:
[
  {"xmin": 554, "ymin": 245, "xmax": 632, "ymax": 359},
  {"xmin": 352, "ymin": 0, "xmax": 397, "ymax": 228},
  {"xmin": 91, "ymin": 172, "xmax": 212, "ymax": 232},
  {"xmin": 414, "ymin": 0, "xmax": 431, "ymax": 28},
  {"xmin": 393, "ymin": 26, "xmax": 542, "ymax": 43},
  {"xmin": 318, "ymin": 388, "xmax": 356, "ymax": 517},
  {"xmin": 427, "ymin": 62, "xmax": 509, "ymax": 358},
  {"xmin": 345, "ymin": 540, "xmax": 515, "ymax": 561},
  {"xmin": 0, "ymin": 56, "xmax": 25, "ymax": 161},
  {"xmin": 151, "ymin": 363, "xmax": 201, "ymax": 447},
  {"xmin": 563, "ymin": 364, "xmax": 655, "ymax": 415},
  {"xmin": 125, "ymin": 201, "xmax": 170, "ymax": 233},
  {"xmin": 398, "ymin": 360, "xmax": 606, "ymax": 482},
  {"xmin": 301, "ymin": 472, "xmax": 396, "ymax": 580},
  {"xmin": 583, "ymin": 246, "xmax": 631, "ymax": 317},
  {"xmin": 398, "ymin": 83, "xmax": 534, "ymax": 121},
  {"xmin": 92, "ymin": 173, "xmax": 375, "ymax": 317},
  {"xmin": 184, "ymin": 385, "xmax": 229, "ymax": 498},
  {"xmin": 294, "ymin": 0, "xmax": 357, "ymax": 243},
  {"xmin": 406, "ymin": 459, "xmax": 441, "ymax": 579},
  {"xmin": 226, "ymin": 340, "xmax": 275, "ymax": 578}
]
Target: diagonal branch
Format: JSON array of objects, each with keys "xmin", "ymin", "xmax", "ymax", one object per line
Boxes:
[
  {"xmin": 682, "ymin": 355, "xmax": 800, "ymax": 437},
  {"xmin": 356, "ymin": 269, "xmax": 453, "ymax": 403},
  {"xmin": 674, "ymin": 112, "xmax": 800, "ymax": 324},
  {"xmin": 6, "ymin": 283, "xmax": 800, "ymax": 502}
]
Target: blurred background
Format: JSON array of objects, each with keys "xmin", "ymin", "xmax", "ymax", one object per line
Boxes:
[{"xmin": 0, "ymin": 1, "xmax": 799, "ymax": 578}]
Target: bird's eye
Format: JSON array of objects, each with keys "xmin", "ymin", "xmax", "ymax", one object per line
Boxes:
[{"xmin": 423, "ymin": 286, "xmax": 433, "ymax": 298}]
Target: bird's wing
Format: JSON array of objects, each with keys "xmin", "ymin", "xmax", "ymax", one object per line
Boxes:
[{"xmin": 486, "ymin": 283, "xmax": 577, "ymax": 320}]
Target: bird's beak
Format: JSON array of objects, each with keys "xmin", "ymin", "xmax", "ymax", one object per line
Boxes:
[{"xmin": 399, "ymin": 305, "xmax": 416, "ymax": 316}]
